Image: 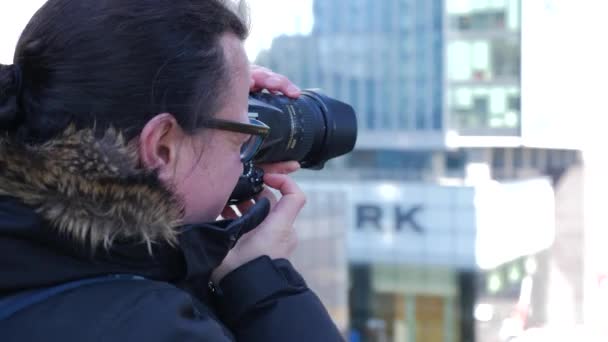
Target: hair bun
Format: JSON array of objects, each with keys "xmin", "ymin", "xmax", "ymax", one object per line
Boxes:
[{"xmin": 0, "ymin": 64, "xmax": 23, "ymax": 128}]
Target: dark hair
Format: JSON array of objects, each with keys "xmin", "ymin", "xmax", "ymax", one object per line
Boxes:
[{"xmin": 0, "ymin": 0, "xmax": 249, "ymax": 143}]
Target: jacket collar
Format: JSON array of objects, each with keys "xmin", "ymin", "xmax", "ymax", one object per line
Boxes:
[
  {"xmin": 0, "ymin": 127, "xmax": 269, "ymax": 292},
  {"xmin": 0, "ymin": 126, "xmax": 183, "ymax": 250}
]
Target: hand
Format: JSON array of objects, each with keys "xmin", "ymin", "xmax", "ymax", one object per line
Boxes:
[
  {"xmin": 250, "ymin": 64, "xmax": 301, "ymax": 98},
  {"xmin": 221, "ymin": 161, "xmax": 300, "ymax": 217},
  {"xmin": 213, "ymin": 161, "xmax": 304, "ymax": 283}
]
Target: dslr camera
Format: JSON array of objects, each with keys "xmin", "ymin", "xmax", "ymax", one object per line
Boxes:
[{"xmin": 229, "ymin": 90, "xmax": 358, "ymax": 203}]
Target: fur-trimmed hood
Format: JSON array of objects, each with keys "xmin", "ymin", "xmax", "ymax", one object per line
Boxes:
[
  {"xmin": 0, "ymin": 126, "xmax": 271, "ymax": 297},
  {"xmin": 0, "ymin": 126, "xmax": 183, "ymax": 249}
]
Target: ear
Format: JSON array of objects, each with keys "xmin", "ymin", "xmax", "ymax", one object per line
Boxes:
[{"xmin": 139, "ymin": 113, "xmax": 183, "ymax": 181}]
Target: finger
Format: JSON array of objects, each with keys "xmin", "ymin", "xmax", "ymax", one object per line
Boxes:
[
  {"xmin": 249, "ymin": 65, "xmax": 272, "ymax": 84},
  {"xmin": 259, "ymin": 161, "xmax": 300, "ymax": 175},
  {"xmin": 263, "ymin": 174, "xmax": 306, "ymax": 224},
  {"xmin": 236, "ymin": 199, "xmax": 255, "ymax": 215},
  {"xmin": 283, "ymin": 84, "xmax": 301, "ymax": 98},
  {"xmin": 250, "ymin": 79, "xmax": 301, "ymax": 98},
  {"xmin": 255, "ymin": 187, "xmax": 278, "ymax": 208},
  {"xmin": 250, "ymin": 64, "xmax": 271, "ymax": 73},
  {"xmin": 250, "ymin": 68, "xmax": 273, "ymax": 91},
  {"xmin": 263, "ymin": 174, "xmax": 302, "ymax": 196},
  {"xmin": 249, "ymin": 65, "xmax": 273, "ymax": 91},
  {"xmin": 251, "ymin": 72, "xmax": 283, "ymax": 90},
  {"xmin": 221, "ymin": 206, "xmax": 239, "ymax": 219},
  {"xmin": 250, "ymin": 71, "xmax": 301, "ymax": 98}
]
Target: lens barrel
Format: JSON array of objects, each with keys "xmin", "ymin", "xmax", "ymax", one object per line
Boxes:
[{"xmin": 248, "ymin": 89, "xmax": 357, "ymax": 169}]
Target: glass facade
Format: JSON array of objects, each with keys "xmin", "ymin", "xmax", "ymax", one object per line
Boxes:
[
  {"xmin": 256, "ymin": 0, "xmax": 523, "ymax": 139},
  {"xmin": 256, "ymin": 0, "xmax": 445, "ymax": 136},
  {"xmin": 446, "ymin": 0, "xmax": 522, "ymax": 135}
]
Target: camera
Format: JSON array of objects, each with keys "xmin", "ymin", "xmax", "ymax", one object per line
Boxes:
[{"xmin": 229, "ymin": 89, "xmax": 358, "ymax": 204}]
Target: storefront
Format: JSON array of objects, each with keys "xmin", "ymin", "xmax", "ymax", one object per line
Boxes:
[
  {"xmin": 296, "ymin": 178, "xmax": 555, "ymax": 342},
  {"xmin": 349, "ymin": 262, "xmax": 459, "ymax": 342}
]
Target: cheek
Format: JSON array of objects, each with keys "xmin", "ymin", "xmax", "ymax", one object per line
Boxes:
[
  {"xmin": 176, "ymin": 140, "xmax": 245, "ymax": 222},
  {"xmin": 213, "ymin": 150, "xmax": 245, "ymax": 198}
]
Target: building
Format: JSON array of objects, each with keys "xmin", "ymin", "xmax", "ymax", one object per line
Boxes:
[
  {"xmin": 295, "ymin": 178, "xmax": 555, "ymax": 342},
  {"xmin": 254, "ymin": 0, "xmax": 584, "ymax": 341}
]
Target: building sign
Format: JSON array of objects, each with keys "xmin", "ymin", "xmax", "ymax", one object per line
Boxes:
[
  {"xmin": 299, "ymin": 179, "xmax": 555, "ymax": 270},
  {"xmin": 356, "ymin": 204, "xmax": 425, "ymax": 234},
  {"xmin": 347, "ymin": 182, "xmax": 477, "ymax": 268}
]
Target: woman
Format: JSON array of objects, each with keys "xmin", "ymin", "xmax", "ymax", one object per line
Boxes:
[{"xmin": 0, "ymin": 0, "xmax": 343, "ymax": 341}]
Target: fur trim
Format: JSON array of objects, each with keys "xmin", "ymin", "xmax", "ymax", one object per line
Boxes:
[{"xmin": 0, "ymin": 126, "xmax": 183, "ymax": 250}]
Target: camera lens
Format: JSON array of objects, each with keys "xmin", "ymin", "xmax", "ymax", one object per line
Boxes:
[{"xmin": 248, "ymin": 90, "xmax": 357, "ymax": 169}]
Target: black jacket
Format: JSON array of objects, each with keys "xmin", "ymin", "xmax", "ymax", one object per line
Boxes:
[{"xmin": 0, "ymin": 128, "xmax": 343, "ymax": 341}]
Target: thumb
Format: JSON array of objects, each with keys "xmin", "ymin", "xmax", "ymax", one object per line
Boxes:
[{"xmin": 263, "ymin": 174, "xmax": 306, "ymax": 224}]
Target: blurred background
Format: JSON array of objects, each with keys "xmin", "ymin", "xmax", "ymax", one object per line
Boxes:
[{"xmin": 2, "ymin": 1, "xmax": 608, "ymax": 341}]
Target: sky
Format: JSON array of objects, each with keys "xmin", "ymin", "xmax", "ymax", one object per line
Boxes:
[
  {"xmin": 244, "ymin": 0, "xmax": 313, "ymax": 60},
  {"xmin": 0, "ymin": 1, "xmax": 47, "ymax": 63},
  {"xmin": 0, "ymin": 0, "xmax": 313, "ymax": 63}
]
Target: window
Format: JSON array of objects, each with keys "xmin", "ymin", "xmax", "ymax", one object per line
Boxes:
[
  {"xmin": 379, "ymin": 82, "xmax": 391, "ymax": 129},
  {"xmin": 333, "ymin": 74, "xmax": 343, "ymax": 102},
  {"xmin": 416, "ymin": 98, "xmax": 427, "ymax": 130},
  {"xmin": 492, "ymin": 148, "xmax": 505, "ymax": 168},
  {"xmin": 448, "ymin": 38, "xmax": 520, "ymax": 82},
  {"xmin": 433, "ymin": 10, "xmax": 443, "ymax": 31},
  {"xmin": 433, "ymin": 105, "xmax": 443, "ymax": 130},
  {"xmin": 349, "ymin": 78, "xmax": 358, "ymax": 109},
  {"xmin": 491, "ymin": 37, "xmax": 521, "ymax": 79},
  {"xmin": 507, "ymin": 0, "xmax": 520, "ymax": 31},
  {"xmin": 513, "ymin": 148, "xmax": 523, "ymax": 168},
  {"xmin": 365, "ymin": 79, "xmax": 376, "ymax": 129},
  {"xmin": 448, "ymin": 41, "xmax": 473, "ymax": 81},
  {"xmin": 399, "ymin": 97, "xmax": 410, "ymax": 129},
  {"xmin": 530, "ymin": 149, "xmax": 539, "ymax": 168},
  {"xmin": 507, "ymin": 94, "xmax": 520, "ymax": 111},
  {"xmin": 473, "ymin": 96, "xmax": 488, "ymax": 115},
  {"xmin": 449, "ymin": 85, "xmax": 520, "ymax": 132}
]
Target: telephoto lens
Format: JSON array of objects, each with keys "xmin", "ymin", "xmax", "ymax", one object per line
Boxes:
[{"xmin": 248, "ymin": 89, "xmax": 357, "ymax": 169}]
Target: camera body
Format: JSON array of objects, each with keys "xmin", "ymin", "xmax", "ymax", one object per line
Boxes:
[{"xmin": 228, "ymin": 89, "xmax": 358, "ymax": 204}]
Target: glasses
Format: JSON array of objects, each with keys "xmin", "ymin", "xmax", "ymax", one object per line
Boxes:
[{"xmin": 200, "ymin": 117, "xmax": 270, "ymax": 163}]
